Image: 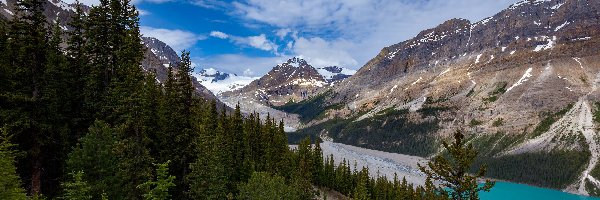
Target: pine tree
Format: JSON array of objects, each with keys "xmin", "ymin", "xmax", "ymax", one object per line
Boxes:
[
  {"xmin": 8, "ymin": 0, "xmax": 49, "ymax": 195},
  {"xmin": 138, "ymin": 161, "xmax": 176, "ymax": 200},
  {"xmin": 67, "ymin": 121, "xmax": 119, "ymax": 199},
  {"xmin": 237, "ymin": 172, "xmax": 300, "ymax": 200},
  {"xmin": 352, "ymin": 167, "xmax": 369, "ymax": 200},
  {"xmin": 312, "ymin": 139, "xmax": 324, "ymax": 186},
  {"xmin": 187, "ymin": 120, "xmax": 228, "ymax": 199},
  {"xmin": 66, "ymin": 0, "xmax": 89, "ymax": 138},
  {"xmin": 418, "ymin": 130, "xmax": 495, "ymax": 200},
  {"xmin": 0, "ymin": 127, "xmax": 27, "ymax": 200},
  {"xmin": 61, "ymin": 171, "xmax": 92, "ymax": 200}
]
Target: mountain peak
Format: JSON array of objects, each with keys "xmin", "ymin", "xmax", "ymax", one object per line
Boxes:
[{"xmin": 280, "ymin": 57, "xmax": 309, "ymax": 68}]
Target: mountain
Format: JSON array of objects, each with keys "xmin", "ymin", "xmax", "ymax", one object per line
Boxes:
[
  {"xmin": 218, "ymin": 57, "xmax": 355, "ymax": 132},
  {"xmin": 193, "ymin": 68, "xmax": 259, "ymax": 95},
  {"xmin": 221, "ymin": 57, "xmax": 354, "ymax": 106},
  {"xmin": 0, "ymin": 0, "xmax": 222, "ymax": 103},
  {"xmin": 283, "ymin": 0, "xmax": 600, "ymax": 195}
]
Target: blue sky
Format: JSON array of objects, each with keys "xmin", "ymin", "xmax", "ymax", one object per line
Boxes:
[{"xmin": 69, "ymin": 0, "xmax": 520, "ymax": 76}]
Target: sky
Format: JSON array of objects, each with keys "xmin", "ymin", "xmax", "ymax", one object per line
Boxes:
[{"xmin": 67, "ymin": 0, "xmax": 521, "ymax": 76}]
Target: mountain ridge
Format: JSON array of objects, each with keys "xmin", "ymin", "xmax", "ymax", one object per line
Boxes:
[{"xmin": 282, "ymin": 0, "xmax": 600, "ymax": 195}]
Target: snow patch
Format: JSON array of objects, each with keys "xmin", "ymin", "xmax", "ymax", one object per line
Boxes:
[
  {"xmin": 506, "ymin": 67, "xmax": 533, "ymax": 92},
  {"xmin": 571, "ymin": 37, "xmax": 592, "ymax": 41},
  {"xmin": 475, "ymin": 54, "xmax": 483, "ymax": 64},
  {"xmin": 533, "ymin": 36, "xmax": 557, "ymax": 52},
  {"xmin": 439, "ymin": 68, "xmax": 451, "ymax": 76},
  {"xmin": 551, "ymin": 2, "xmax": 565, "ymax": 9},
  {"xmin": 3, "ymin": 8, "xmax": 12, "ymax": 15},
  {"xmin": 411, "ymin": 77, "xmax": 422, "ymax": 85},
  {"xmin": 573, "ymin": 57, "xmax": 583, "ymax": 69},
  {"xmin": 555, "ymin": 21, "xmax": 570, "ymax": 31}
]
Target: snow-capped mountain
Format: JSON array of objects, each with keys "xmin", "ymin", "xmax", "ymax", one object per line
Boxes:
[
  {"xmin": 193, "ymin": 68, "xmax": 259, "ymax": 95},
  {"xmin": 220, "ymin": 57, "xmax": 355, "ymax": 107}
]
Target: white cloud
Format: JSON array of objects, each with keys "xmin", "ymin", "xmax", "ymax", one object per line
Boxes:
[
  {"xmin": 232, "ymin": 0, "xmax": 519, "ymax": 70},
  {"xmin": 210, "ymin": 31, "xmax": 279, "ymax": 53},
  {"xmin": 246, "ymin": 34, "xmax": 278, "ymax": 52},
  {"xmin": 275, "ymin": 28, "xmax": 291, "ymax": 39},
  {"xmin": 192, "ymin": 0, "xmax": 230, "ymax": 10},
  {"xmin": 210, "ymin": 31, "xmax": 229, "ymax": 39},
  {"xmin": 141, "ymin": 26, "xmax": 206, "ymax": 52},
  {"xmin": 292, "ymin": 37, "xmax": 358, "ymax": 68}
]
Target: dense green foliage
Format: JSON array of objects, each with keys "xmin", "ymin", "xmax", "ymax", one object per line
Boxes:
[
  {"xmin": 273, "ymin": 90, "xmax": 343, "ymax": 123},
  {"xmin": 60, "ymin": 171, "xmax": 92, "ymax": 200},
  {"xmin": 0, "ymin": 128, "xmax": 27, "ymax": 200},
  {"xmin": 138, "ymin": 161, "xmax": 176, "ymax": 200},
  {"xmin": 420, "ymin": 130, "xmax": 495, "ymax": 200},
  {"xmin": 473, "ymin": 150, "xmax": 589, "ymax": 189},
  {"xmin": 237, "ymin": 172, "xmax": 301, "ymax": 200},
  {"xmin": 290, "ymin": 108, "xmax": 440, "ymax": 157}
]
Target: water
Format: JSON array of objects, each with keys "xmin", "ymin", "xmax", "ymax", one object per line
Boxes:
[{"xmin": 480, "ymin": 182, "xmax": 600, "ymax": 200}]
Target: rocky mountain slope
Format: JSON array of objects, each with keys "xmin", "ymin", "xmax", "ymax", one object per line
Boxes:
[
  {"xmin": 283, "ymin": 0, "xmax": 600, "ymax": 195},
  {"xmin": 219, "ymin": 57, "xmax": 355, "ymax": 131},
  {"xmin": 0, "ymin": 0, "xmax": 221, "ymax": 103}
]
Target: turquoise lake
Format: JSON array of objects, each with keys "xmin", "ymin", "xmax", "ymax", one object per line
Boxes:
[{"xmin": 480, "ymin": 182, "xmax": 600, "ymax": 200}]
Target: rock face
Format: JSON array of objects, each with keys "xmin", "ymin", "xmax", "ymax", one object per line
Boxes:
[
  {"xmin": 318, "ymin": 0, "xmax": 600, "ymax": 133},
  {"xmin": 283, "ymin": 0, "xmax": 600, "ymax": 194}
]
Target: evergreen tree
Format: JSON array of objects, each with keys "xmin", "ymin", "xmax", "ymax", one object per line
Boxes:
[
  {"xmin": 186, "ymin": 126, "xmax": 227, "ymax": 199},
  {"xmin": 7, "ymin": 0, "xmax": 51, "ymax": 195},
  {"xmin": 0, "ymin": 127, "xmax": 27, "ymax": 200},
  {"xmin": 67, "ymin": 121, "xmax": 119, "ymax": 199},
  {"xmin": 61, "ymin": 171, "xmax": 92, "ymax": 200},
  {"xmin": 419, "ymin": 130, "xmax": 495, "ymax": 200},
  {"xmin": 312, "ymin": 139, "xmax": 324, "ymax": 185},
  {"xmin": 352, "ymin": 167, "xmax": 370, "ymax": 200},
  {"xmin": 138, "ymin": 161, "xmax": 176, "ymax": 200},
  {"xmin": 237, "ymin": 172, "xmax": 300, "ymax": 200}
]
